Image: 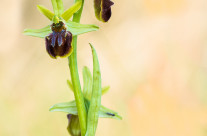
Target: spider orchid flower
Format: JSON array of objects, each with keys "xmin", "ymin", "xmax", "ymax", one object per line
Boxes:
[
  {"xmin": 94, "ymin": 0, "xmax": 114, "ymax": 22},
  {"xmin": 24, "ymin": 1, "xmax": 99, "ymax": 59}
]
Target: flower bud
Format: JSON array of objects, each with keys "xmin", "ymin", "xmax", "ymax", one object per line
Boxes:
[{"xmin": 67, "ymin": 114, "xmax": 81, "ymax": 136}]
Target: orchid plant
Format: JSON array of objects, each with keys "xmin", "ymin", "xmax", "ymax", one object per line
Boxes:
[{"xmin": 24, "ymin": 0, "xmax": 121, "ymax": 136}]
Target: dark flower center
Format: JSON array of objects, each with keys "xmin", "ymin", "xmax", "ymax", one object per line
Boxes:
[{"xmin": 51, "ymin": 21, "xmax": 66, "ymax": 32}]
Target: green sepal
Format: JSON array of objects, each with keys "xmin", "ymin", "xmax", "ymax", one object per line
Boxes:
[
  {"xmin": 23, "ymin": 16, "xmax": 99, "ymax": 38},
  {"xmin": 37, "ymin": 5, "xmax": 54, "ymax": 21},
  {"xmin": 49, "ymin": 100, "xmax": 78, "ymax": 115},
  {"xmin": 86, "ymin": 44, "xmax": 102, "ymax": 136},
  {"xmin": 51, "ymin": 0, "xmax": 59, "ymax": 15},
  {"xmin": 51, "ymin": 0, "xmax": 64, "ymax": 16},
  {"xmin": 66, "ymin": 21, "xmax": 99, "ymax": 36},
  {"xmin": 61, "ymin": 1, "xmax": 82, "ymax": 21},
  {"xmin": 49, "ymin": 100, "xmax": 122, "ymax": 120},
  {"xmin": 56, "ymin": 0, "xmax": 64, "ymax": 15},
  {"xmin": 23, "ymin": 25, "xmax": 52, "ymax": 38}
]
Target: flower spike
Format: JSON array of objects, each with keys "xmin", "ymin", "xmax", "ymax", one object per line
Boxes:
[{"xmin": 51, "ymin": 0, "xmax": 60, "ymax": 15}]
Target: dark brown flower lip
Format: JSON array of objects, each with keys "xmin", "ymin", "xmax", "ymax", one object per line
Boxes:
[
  {"xmin": 94, "ymin": 0, "xmax": 114, "ymax": 22},
  {"xmin": 45, "ymin": 29, "xmax": 73, "ymax": 59},
  {"xmin": 51, "ymin": 21, "xmax": 66, "ymax": 32},
  {"xmin": 101, "ymin": 0, "xmax": 114, "ymax": 22},
  {"xmin": 44, "ymin": 21, "xmax": 73, "ymax": 59}
]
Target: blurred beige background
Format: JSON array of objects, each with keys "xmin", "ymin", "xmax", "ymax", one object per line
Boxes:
[{"xmin": 1, "ymin": 0, "xmax": 207, "ymax": 135}]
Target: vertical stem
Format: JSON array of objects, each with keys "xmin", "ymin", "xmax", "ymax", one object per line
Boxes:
[{"xmin": 68, "ymin": 0, "xmax": 86, "ymax": 135}]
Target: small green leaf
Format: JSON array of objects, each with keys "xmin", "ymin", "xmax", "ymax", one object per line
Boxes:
[
  {"xmin": 102, "ymin": 86, "xmax": 110, "ymax": 95},
  {"xmin": 83, "ymin": 66, "xmax": 93, "ymax": 100},
  {"xmin": 67, "ymin": 80, "xmax": 74, "ymax": 92},
  {"xmin": 49, "ymin": 100, "xmax": 78, "ymax": 115},
  {"xmin": 37, "ymin": 5, "xmax": 54, "ymax": 21},
  {"xmin": 61, "ymin": 1, "xmax": 82, "ymax": 21},
  {"xmin": 99, "ymin": 105, "xmax": 122, "ymax": 120},
  {"xmin": 49, "ymin": 99, "xmax": 122, "ymax": 120},
  {"xmin": 87, "ymin": 44, "xmax": 102, "ymax": 136},
  {"xmin": 23, "ymin": 25, "xmax": 52, "ymax": 38},
  {"xmin": 66, "ymin": 21, "xmax": 99, "ymax": 36}
]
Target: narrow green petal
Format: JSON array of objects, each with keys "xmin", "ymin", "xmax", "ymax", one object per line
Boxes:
[
  {"xmin": 66, "ymin": 21, "xmax": 99, "ymax": 36},
  {"xmin": 61, "ymin": 1, "xmax": 82, "ymax": 21},
  {"xmin": 49, "ymin": 100, "xmax": 78, "ymax": 114},
  {"xmin": 37, "ymin": 5, "xmax": 54, "ymax": 20},
  {"xmin": 87, "ymin": 44, "xmax": 102, "ymax": 136},
  {"xmin": 51, "ymin": 0, "xmax": 64, "ymax": 16},
  {"xmin": 23, "ymin": 25, "xmax": 52, "ymax": 38},
  {"xmin": 56, "ymin": 0, "xmax": 64, "ymax": 15},
  {"xmin": 83, "ymin": 66, "xmax": 93, "ymax": 100},
  {"xmin": 51, "ymin": 0, "xmax": 59, "ymax": 15},
  {"xmin": 67, "ymin": 80, "xmax": 74, "ymax": 92}
]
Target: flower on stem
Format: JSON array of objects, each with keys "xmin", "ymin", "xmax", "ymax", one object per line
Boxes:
[
  {"xmin": 94, "ymin": 0, "xmax": 114, "ymax": 22},
  {"xmin": 67, "ymin": 114, "xmax": 81, "ymax": 136},
  {"xmin": 46, "ymin": 21, "xmax": 73, "ymax": 59},
  {"xmin": 24, "ymin": 0, "xmax": 99, "ymax": 59}
]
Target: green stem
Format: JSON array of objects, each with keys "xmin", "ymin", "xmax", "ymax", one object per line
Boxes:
[{"xmin": 68, "ymin": 0, "xmax": 86, "ymax": 136}]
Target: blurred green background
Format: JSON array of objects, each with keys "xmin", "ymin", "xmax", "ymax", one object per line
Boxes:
[{"xmin": 1, "ymin": 0, "xmax": 207, "ymax": 135}]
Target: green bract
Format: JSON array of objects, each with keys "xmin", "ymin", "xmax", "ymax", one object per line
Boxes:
[
  {"xmin": 23, "ymin": 0, "xmax": 99, "ymax": 58},
  {"xmin": 49, "ymin": 99, "xmax": 122, "ymax": 120},
  {"xmin": 85, "ymin": 44, "xmax": 102, "ymax": 136}
]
